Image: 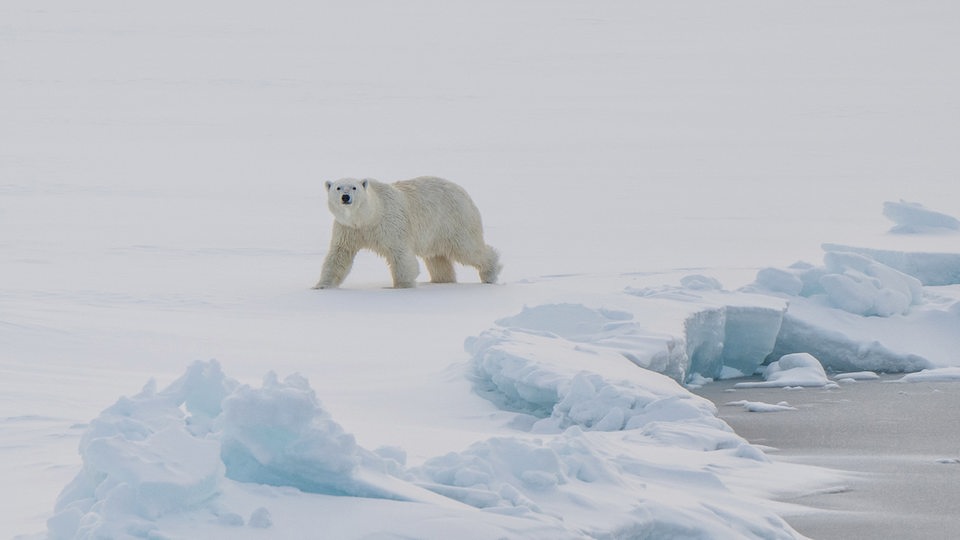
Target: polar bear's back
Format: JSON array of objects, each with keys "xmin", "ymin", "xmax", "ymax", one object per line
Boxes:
[{"xmin": 393, "ymin": 176, "xmax": 485, "ymax": 256}]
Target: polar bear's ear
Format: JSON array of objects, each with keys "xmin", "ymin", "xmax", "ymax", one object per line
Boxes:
[
  {"xmin": 361, "ymin": 179, "xmax": 369, "ymax": 189},
  {"xmin": 325, "ymin": 181, "xmax": 332, "ymax": 191}
]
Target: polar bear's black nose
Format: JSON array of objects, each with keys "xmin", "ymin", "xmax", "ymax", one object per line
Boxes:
[{"xmin": 341, "ymin": 193, "xmax": 351, "ymax": 204}]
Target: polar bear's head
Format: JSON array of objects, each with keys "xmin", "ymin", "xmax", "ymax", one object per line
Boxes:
[{"xmin": 325, "ymin": 178, "xmax": 372, "ymax": 226}]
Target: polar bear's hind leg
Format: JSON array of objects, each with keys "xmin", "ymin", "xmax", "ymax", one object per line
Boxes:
[
  {"xmin": 469, "ymin": 245, "xmax": 501, "ymax": 284},
  {"xmin": 425, "ymin": 255, "xmax": 456, "ymax": 283}
]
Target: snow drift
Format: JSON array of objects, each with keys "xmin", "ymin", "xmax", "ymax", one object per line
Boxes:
[
  {"xmin": 48, "ymin": 362, "xmax": 233, "ymax": 538},
  {"xmin": 47, "ymin": 360, "xmax": 817, "ymax": 539},
  {"xmin": 476, "ymin": 237, "xmax": 960, "ymax": 388},
  {"xmin": 466, "ymin": 313, "xmax": 726, "ymax": 434}
]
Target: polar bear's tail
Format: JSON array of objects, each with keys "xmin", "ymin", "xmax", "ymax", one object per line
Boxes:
[{"xmin": 478, "ymin": 245, "xmax": 502, "ymax": 284}]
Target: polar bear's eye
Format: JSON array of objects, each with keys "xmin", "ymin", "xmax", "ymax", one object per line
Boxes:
[
  {"xmin": 352, "ymin": 187, "xmax": 357, "ymax": 190},
  {"xmin": 336, "ymin": 186, "xmax": 341, "ymax": 191}
]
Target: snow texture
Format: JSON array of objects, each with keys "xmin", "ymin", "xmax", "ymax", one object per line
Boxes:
[
  {"xmin": 48, "ymin": 362, "xmax": 235, "ymax": 539},
  {"xmin": 753, "ymin": 250, "xmax": 924, "ymax": 318},
  {"xmin": 219, "ymin": 372, "xmax": 369, "ymax": 497},
  {"xmin": 47, "ymin": 360, "xmax": 810, "ymax": 540},
  {"xmin": 480, "ymin": 291, "xmax": 787, "ymax": 386},
  {"xmin": 753, "ymin": 248, "xmax": 929, "ymax": 318},
  {"xmin": 820, "ymin": 251, "xmax": 923, "ymax": 317},
  {"xmin": 410, "ymin": 429, "xmax": 799, "ymax": 540},
  {"xmin": 466, "ymin": 313, "xmax": 723, "ymax": 434}
]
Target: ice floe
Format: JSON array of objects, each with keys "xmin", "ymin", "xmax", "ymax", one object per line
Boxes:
[
  {"xmin": 734, "ymin": 353, "xmax": 834, "ymax": 389},
  {"xmin": 726, "ymin": 400, "xmax": 798, "ymax": 413},
  {"xmin": 822, "ymin": 243, "xmax": 960, "ymax": 287},
  {"xmin": 883, "ymin": 200, "xmax": 960, "ymax": 234},
  {"xmin": 895, "ymin": 367, "xmax": 960, "ymax": 383}
]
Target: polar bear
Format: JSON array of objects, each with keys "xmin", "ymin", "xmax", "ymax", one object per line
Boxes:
[{"xmin": 313, "ymin": 176, "xmax": 501, "ymax": 289}]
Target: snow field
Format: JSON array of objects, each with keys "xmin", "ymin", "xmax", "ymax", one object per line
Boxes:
[
  {"xmin": 25, "ymin": 207, "xmax": 960, "ymax": 539},
  {"xmin": 5, "ymin": 1, "xmax": 960, "ymax": 538}
]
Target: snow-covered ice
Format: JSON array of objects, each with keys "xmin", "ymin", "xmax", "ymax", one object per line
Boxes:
[
  {"xmin": 833, "ymin": 371, "xmax": 882, "ymax": 383},
  {"xmin": 734, "ymin": 353, "xmax": 834, "ymax": 389},
  {"xmin": 4, "ymin": 1, "xmax": 960, "ymax": 539},
  {"xmin": 748, "ymin": 248, "xmax": 960, "ymax": 374},
  {"xmin": 623, "ymin": 285, "xmax": 789, "ymax": 380},
  {"xmin": 883, "ymin": 200, "xmax": 960, "ymax": 234},
  {"xmin": 726, "ymin": 401, "xmax": 798, "ymax": 413},
  {"xmin": 467, "ymin": 307, "xmax": 726, "ymax": 434},
  {"xmin": 752, "ymin": 250, "xmax": 924, "ymax": 318},
  {"xmin": 896, "ymin": 367, "xmax": 960, "ymax": 383},
  {"xmin": 822, "ymin": 243, "xmax": 960, "ymax": 287},
  {"xmin": 46, "ymin": 360, "xmax": 813, "ymax": 540}
]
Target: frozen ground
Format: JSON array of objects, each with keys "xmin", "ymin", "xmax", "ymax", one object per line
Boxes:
[{"xmin": 3, "ymin": 1, "xmax": 960, "ymax": 539}]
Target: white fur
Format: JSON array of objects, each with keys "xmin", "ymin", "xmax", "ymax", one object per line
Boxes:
[{"xmin": 314, "ymin": 176, "xmax": 501, "ymax": 289}]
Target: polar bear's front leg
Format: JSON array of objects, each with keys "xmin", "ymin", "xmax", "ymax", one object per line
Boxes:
[
  {"xmin": 314, "ymin": 245, "xmax": 358, "ymax": 289},
  {"xmin": 387, "ymin": 249, "xmax": 419, "ymax": 288}
]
